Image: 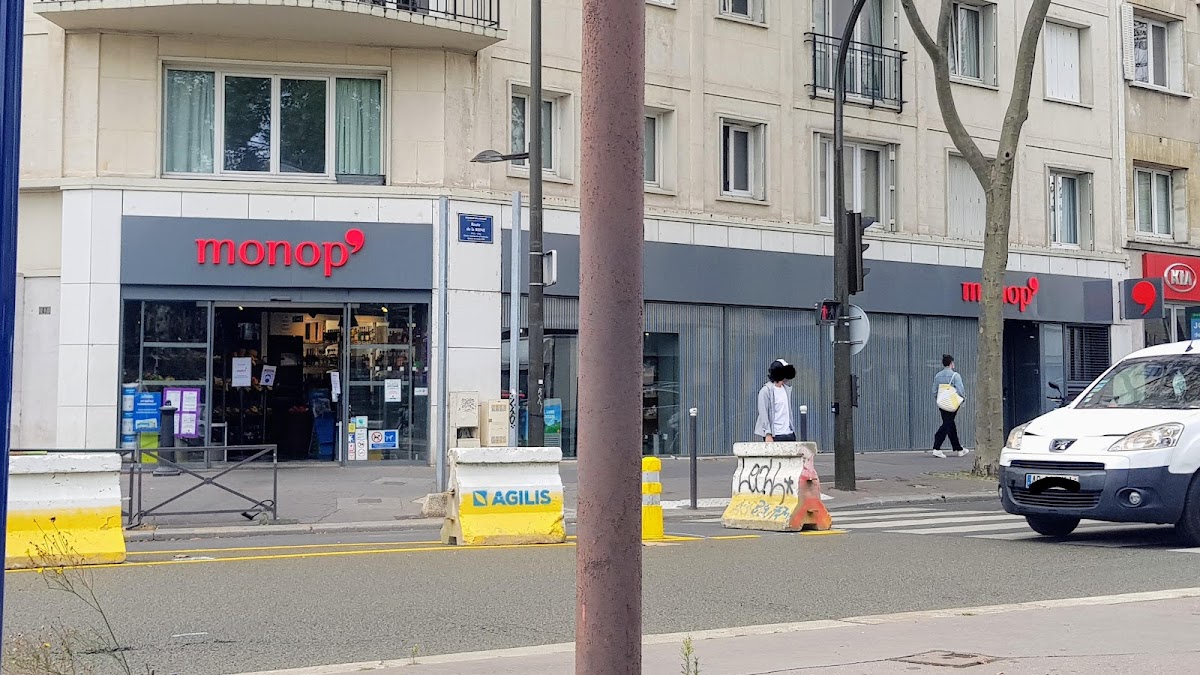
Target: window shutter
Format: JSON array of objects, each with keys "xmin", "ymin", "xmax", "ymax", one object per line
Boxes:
[
  {"xmin": 1081, "ymin": 174, "xmax": 1095, "ymax": 251},
  {"xmin": 982, "ymin": 4, "xmax": 998, "ymax": 86},
  {"xmin": 887, "ymin": 144, "xmax": 897, "ymax": 231},
  {"xmin": 1169, "ymin": 21, "xmax": 1185, "ymax": 91},
  {"xmin": 1121, "ymin": 4, "xmax": 1135, "ymax": 81},
  {"xmin": 1048, "ymin": 172, "xmax": 1057, "ymax": 243},
  {"xmin": 1172, "ymin": 169, "xmax": 1189, "ymax": 243}
]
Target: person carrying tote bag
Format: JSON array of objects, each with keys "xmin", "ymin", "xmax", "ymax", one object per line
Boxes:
[{"xmin": 931, "ymin": 354, "xmax": 970, "ymax": 458}]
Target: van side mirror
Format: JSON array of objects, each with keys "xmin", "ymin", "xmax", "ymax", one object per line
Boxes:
[{"xmin": 1048, "ymin": 382, "xmax": 1062, "ymax": 393}]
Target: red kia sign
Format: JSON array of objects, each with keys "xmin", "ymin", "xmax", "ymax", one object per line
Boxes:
[
  {"xmin": 961, "ymin": 277, "xmax": 1040, "ymax": 312},
  {"xmin": 1143, "ymin": 253, "xmax": 1200, "ymax": 303},
  {"xmin": 196, "ymin": 228, "xmax": 365, "ymax": 278}
]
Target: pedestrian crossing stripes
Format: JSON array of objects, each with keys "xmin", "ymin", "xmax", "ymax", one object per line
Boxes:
[{"xmin": 829, "ymin": 506, "xmax": 1190, "ymax": 551}]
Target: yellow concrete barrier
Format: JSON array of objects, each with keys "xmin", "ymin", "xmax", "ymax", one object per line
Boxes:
[
  {"xmin": 6, "ymin": 453, "xmax": 127, "ymax": 569},
  {"xmin": 441, "ymin": 447, "xmax": 566, "ymax": 546},
  {"xmin": 642, "ymin": 457, "xmax": 664, "ymax": 541},
  {"xmin": 721, "ymin": 442, "xmax": 833, "ymax": 533}
]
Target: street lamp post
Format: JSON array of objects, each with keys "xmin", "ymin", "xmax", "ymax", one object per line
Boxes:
[
  {"xmin": 527, "ymin": 0, "xmax": 546, "ymax": 448},
  {"xmin": 832, "ymin": 0, "xmax": 868, "ymax": 492}
]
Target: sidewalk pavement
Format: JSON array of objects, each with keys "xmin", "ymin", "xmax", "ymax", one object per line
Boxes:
[
  {"xmin": 242, "ymin": 589, "xmax": 1200, "ymax": 674},
  {"xmin": 125, "ymin": 451, "xmax": 995, "ymax": 538}
]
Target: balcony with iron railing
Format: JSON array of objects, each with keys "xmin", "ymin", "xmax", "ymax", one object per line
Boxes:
[
  {"xmin": 806, "ymin": 33, "xmax": 905, "ymax": 112},
  {"xmin": 34, "ymin": 0, "xmax": 504, "ymax": 52}
]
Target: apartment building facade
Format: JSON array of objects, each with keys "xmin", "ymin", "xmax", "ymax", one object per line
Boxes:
[
  {"xmin": 16, "ymin": 0, "xmax": 1132, "ymax": 459},
  {"xmin": 1119, "ymin": 1, "xmax": 1200, "ymax": 349}
]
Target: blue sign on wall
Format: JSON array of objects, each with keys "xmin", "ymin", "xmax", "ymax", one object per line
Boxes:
[
  {"xmin": 132, "ymin": 392, "xmax": 162, "ymax": 432},
  {"xmin": 458, "ymin": 214, "xmax": 494, "ymax": 244}
]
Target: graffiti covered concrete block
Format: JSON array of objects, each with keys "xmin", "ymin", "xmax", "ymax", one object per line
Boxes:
[{"xmin": 721, "ymin": 442, "xmax": 833, "ymax": 532}]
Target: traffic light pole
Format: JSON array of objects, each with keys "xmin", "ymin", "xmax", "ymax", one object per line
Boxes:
[{"xmin": 832, "ymin": 0, "xmax": 868, "ymax": 492}]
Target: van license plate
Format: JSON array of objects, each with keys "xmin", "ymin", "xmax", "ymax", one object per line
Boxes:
[{"xmin": 1026, "ymin": 473, "xmax": 1079, "ymax": 488}]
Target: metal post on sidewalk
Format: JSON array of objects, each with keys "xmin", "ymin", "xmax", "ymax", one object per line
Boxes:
[
  {"xmin": 0, "ymin": 0, "xmax": 26, "ymax": 643},
  {"xmin": 689, "ymin": 407, "xmax": 698, "ymax": 510},
  {"xmin": 832, "ymin": 0, "xmax": 868, "ymax": 492},
  {"xmin": 153, "ymin": 405, "xmax": 180, "ymax": 477},
  {"xmin": 799, "ymin": 405, "xmax": 809, "ymax": 442},
  {"xmin": 576, "ymin": 0, "xmax": 645, "ymax": 671},
  {"xmin": 436, "ymin": 196, "xmax": 450, "ymax": 491},
  {"xmin": 527, "ymin": 0, "xmax": 546, "ymax": 448},
  {"xmin": 508, "ymin": 191, "xmax": 522, "ymax": 447}
]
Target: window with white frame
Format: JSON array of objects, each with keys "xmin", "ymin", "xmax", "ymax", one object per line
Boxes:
[
  {"xmin": 818, "ymin": 136, "xmax": 893, "ymax": 227},
  {"xmin": 1044, "ymin": 23, "xmax": 1082, "ymax": 103},
  {"xmin": 510, "ymin": 92, "xmax": 556, "ymax": 171},
  {"xmin": 1135, "ymin": 168, "xmax": 1175, "ymax": 237},
  {"xmin": 720, "ymin": 0, "xmax": 764, "ymax": 23},
  {"xmin": 1049, "ymin": 170, "xmax": 1092, "ymax": 247},
  {"xmin": 1123, "ymin": 8, "xmax": 1184, "ymax": 91},
  {"xmin": 721, "ymin": 119, "xmax": 765, "ymax": 199},
  {"xmin": 644, "ymin": 113, "xmax": 662, "ymax": 187},
  {"xmin": 946, "ymin": 155, "xmax": 985, "ymax": 241},
  {"xmin": 950, "ymin": 3, "xmax": 997, "ymax": 85},
  {"xmin": 162, "ymin": 68, "xmax": 384, "ymax": 178}
]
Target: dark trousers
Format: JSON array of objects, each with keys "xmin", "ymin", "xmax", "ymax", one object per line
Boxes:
[
  {"xmin": 772, "ymin": 433, "xmax": 797, "ymax": 442},
  {"xmin": 933, "ymin": 409, "xmax": 962, "ymax": 452}
]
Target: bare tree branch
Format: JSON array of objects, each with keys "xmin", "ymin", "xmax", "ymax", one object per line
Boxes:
[
  {"xmin": 899, "ymin": 0, "xmax": 989, "ymax": 181},
  {"xmin": 996, "ymin": 0, "xmax": 1054, "ymax": 163}
]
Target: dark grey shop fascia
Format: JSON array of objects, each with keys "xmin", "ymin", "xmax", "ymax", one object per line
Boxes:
[
  {"xmin": 501, "ymin": 232, "xmax": 1113, "ymax": 325},
  {"xmin": 121, "ymin": 217, "xmax": 433, "ymax": 290}
]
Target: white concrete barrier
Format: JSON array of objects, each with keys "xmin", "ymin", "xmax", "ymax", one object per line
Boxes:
[
  {"xmin": 7, "ymin": 453, "xmax": 127, "ymax": 569},
  {"xmin": 721, "ymin": 442, "xmax": 833, "ymax": 532},
  {"xmin": 440, "ymin": 447, "xmax": 566, "ymax": 546}
]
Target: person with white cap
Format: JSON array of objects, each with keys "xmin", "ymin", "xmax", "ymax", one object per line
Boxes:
[{"xmin": 754, "ymin": 359, "xmax": 798, "ymax": 442}]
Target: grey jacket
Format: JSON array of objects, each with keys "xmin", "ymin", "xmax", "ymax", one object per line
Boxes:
[
  {"xmin": 754, "ymin": 382, "xmax": 794, "ymax": 438},
  {"xmin": 933, "ymin": 368, "xmax": 966, "ymax": 401}
]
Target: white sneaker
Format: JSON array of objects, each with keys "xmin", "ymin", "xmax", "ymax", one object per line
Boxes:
[
  {"xmin": 931, "ymin": 450, "xmax": 947, "ymax": 458},
  {"xmin": 955, "ymin": 449, "xmax": 973, "ymax": 457}
]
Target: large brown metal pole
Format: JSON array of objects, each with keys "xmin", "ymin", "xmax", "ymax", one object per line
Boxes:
[{"xmin": 576, "ymin": 0, "xmax": 645, "ymax": 672}]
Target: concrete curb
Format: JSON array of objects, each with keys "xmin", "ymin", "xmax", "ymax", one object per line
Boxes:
[
  {"xmin": 126, "ymin": 491, "xmax": 998, "ymax": 540},
  {"xmin": 125, "ymin": 518, "xmax": 444, "ymax": 542},
  {"xmin": 659, "ymin": 490, "xmax": 997, "ymax": 520}
]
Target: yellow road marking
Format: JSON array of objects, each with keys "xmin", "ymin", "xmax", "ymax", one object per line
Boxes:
[
  {"xmin": 801, "ymin": 529, "xmax": 847, "ymax": 536},
  {"xmin": 14, "ymin": 532, "xmax": 775, "ymax": 573}
]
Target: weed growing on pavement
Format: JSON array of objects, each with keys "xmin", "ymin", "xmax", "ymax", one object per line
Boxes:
[
  {"xmin": 4, "ymin": 527, "xmax": 153, "ymax": 675},
  {"xmin": 680, "ymin": 636, "xmax": 700, "ymax": 675},
  {"xmin": 409, "ymin": 644, "xmax": 421, "ymax": 665}
]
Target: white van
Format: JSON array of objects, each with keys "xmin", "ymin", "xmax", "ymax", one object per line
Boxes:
[{"xmin": 1000, "ymin": 341, "xmax": 1200, "ymax": 544}]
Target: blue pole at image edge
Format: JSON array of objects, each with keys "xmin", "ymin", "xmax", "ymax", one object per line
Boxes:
[{"xmin": 0, "ymin": 0, "xmax": 26, "ymax": 647}]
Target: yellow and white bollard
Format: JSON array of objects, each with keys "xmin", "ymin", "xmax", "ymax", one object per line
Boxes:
[{"xmin": 641, "ymin": 456, "xmax": 664, "ymax": 541}]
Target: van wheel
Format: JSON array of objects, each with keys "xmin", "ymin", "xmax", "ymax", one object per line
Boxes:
[
  {"xmin": 1026, "ymin": 515, "xmax": 1079, "ymax": 537},
  {"xmin": 1175, "ymin": 475, "xmax": 1200, "ymax": 547}
]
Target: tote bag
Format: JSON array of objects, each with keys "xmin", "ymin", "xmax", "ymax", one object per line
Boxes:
[{"xmin": 936, "ymin": 383, "xmax": 963, "ymax": 412}]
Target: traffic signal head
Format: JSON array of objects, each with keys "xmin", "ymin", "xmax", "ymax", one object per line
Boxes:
[
  {"xmin": 850, "ymin": 212, "xmax": 871, "ymax": 295},
  {"xmin": 817, "ymin": 300, "xmax": 841, "ymax": 325}
]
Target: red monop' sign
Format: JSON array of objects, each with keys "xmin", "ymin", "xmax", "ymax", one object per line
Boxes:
[
  {"xmin": 196, "ymin": 229, "xmax": 366, "ymax": 278},
  {"xmin": 960, "ymin": 277, "xmax": 1040, "ymax": 312}
]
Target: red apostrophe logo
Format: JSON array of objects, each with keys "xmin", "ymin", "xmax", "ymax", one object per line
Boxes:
[
  {"xmin": 196, "ymin": 229, "xmax": 366, "ymax": 278},
  {"xmin": 1164, "ymin": 262, "xmax": 1197, "ymax": 294},
  {"xmin": 1131, "ymin": 280, "xmax": 1159, "ymax": 316}
]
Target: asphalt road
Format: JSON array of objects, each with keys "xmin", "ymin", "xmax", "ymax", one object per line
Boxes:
[{"xmin": 7, "ymin": 502, "xmax": 1200, "ymax": 675}]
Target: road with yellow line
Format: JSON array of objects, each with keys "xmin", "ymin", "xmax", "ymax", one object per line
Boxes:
[{"xmin": 6, "ymin": 505, "xmax": 1200, "ymax": 675}]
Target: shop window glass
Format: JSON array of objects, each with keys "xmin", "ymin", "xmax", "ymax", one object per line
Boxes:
[
  {"xmin": 142, "ymin": 301, "xmax": 208, "ymax": 344},
  {"xmin": 643, "ymin": 334, "xmax": 681, "ymax": 455},
  {"xmin": 347, "ymin": 304, "xmax": 430, "ymax": 461}
]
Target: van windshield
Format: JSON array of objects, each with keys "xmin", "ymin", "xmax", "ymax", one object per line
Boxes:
[{"xmin": 1077, "ymin": 355, "xmax": 1200, "ymax": 410}]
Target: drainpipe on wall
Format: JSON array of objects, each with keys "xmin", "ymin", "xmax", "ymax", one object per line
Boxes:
[{"xmin": 436, "ymin": 196, "xmax": 450, "ymax": 493}]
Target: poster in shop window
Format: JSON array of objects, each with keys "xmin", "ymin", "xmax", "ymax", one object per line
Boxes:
[
  {"xmin": 384, "ymin": 379, "xmax": 404, "ymax": 403},
  {"xmin": 260, "ymin": 365, "xmax": 277, "ymax": 388},
  {"xmin": 354, "ymin": 415, "xmax": 369, "ymax": 461},
  {"xmin": 232, "ymin": 357, "xmax": 253, "ymax": 388}
]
